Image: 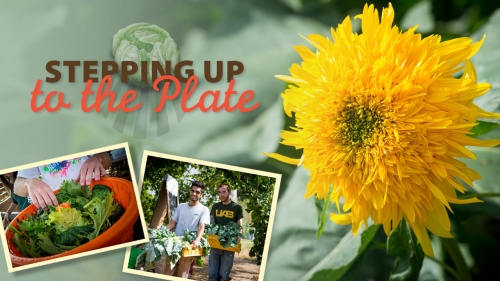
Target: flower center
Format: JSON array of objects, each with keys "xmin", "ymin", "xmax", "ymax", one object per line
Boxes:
[{"xmin": 340, "ymin": 103, "xmax": 384, "ymax": 147}]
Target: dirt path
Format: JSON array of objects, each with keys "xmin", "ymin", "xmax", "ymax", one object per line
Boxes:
[{"xmin": 191, "ymin": 256, "xmax": 260, "ymax": 281}]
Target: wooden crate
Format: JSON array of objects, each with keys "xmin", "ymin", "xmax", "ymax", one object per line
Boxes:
[{"xmin": 207, "ymin": 234, "xmax": 241, "ymax": 253}]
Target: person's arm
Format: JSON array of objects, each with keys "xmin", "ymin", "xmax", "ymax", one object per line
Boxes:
[
  {"xmin": 165, "ymin": 220, "xmax": 177, "ymax": 231},
  {"xmin": 193, "ymin": 207, "xmax": 211, "ymax": 249},
  {"xmin": 13, "ymin": 177, "xmax": 29, "ymax": 197},
  {"xmin": 192, "ymin": 222, "xmax": 206, "ymax": 249},
  {"xmin": 75, "ymin": 152, "xmax": 112, "ymax": 186},
  {"xmin": 3, "ymin": 203, "xmax": 18, "ymax": 228},
  {"xmin": 13, "ymin": 167, "xmax": 40, "ymax": 197},
  {"xmin": 166, "ymin": 206, "xmax": 180, "ymax": 232},
  {"xmin": 14, "ymin": 177, "xmax": 59, "ymax": 209}
]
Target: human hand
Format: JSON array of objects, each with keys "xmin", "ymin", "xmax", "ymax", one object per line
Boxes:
[
  {"xmin": 26, "ymin": 178, "xmax": 59, "ymax": 209},
  {"xmin": 75, "ymin": 155, "xmax": 107, "ymax": 186},
  {"xmin": 192, "ymin": 238, "xmax": 200, "ymax": 249},
  {"xmin": 2, "ymin": 213, "xmax": 10, "ymax": 228},
  {"xmin": 237, "ymin": 236, "xmax": 241, "ymax": 244}
]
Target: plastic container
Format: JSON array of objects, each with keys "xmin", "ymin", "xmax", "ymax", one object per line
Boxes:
[
  {"xmin": 207, "ymin": 234, "xmax": 241, "ymax": 253},
  {"xmin": 181, "ymin": 247, "xmax": 204, "ymax": 257},
  {"xmin": 6, "ymin": 177, "xmax": 139, "ymax": 267}
]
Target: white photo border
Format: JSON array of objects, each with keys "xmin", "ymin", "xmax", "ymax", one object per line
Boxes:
[
  {"xmin": 0, "ymin": 142, "xmax": 149, "ymax": 272},
  {"xmin": 121, "ymin": 150, "xmax": 283, "ymax": 281}
]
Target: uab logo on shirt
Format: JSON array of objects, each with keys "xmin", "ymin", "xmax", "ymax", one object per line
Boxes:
[{"xmin": 216, "ymin": 210, "xmax": 234, "ymax": 218}]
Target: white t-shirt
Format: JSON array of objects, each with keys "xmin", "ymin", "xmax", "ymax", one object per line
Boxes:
[
  {"xmin": 172, "ymin": 202, "xmax": 210, "ymax": 236},
  {"xmin": 17, "ymin": 156, "xmax": 90, "ymax": 191}
]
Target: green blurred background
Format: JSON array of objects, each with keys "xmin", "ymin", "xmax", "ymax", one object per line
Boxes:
[{"xmin": 1, "ymin": 0, "xmax": 500, "ymax": 280}]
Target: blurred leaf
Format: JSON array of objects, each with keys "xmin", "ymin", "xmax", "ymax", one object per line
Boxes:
[
  {"xmin": 458, "ymin": 243, "xmax": 475, "ymax": 269},
  {"xmin": 304, "ymin": 225, "xmax": 380, "ymax": 281},
  {"xmin": 400, "ymin": 1, "xmax": 435, "ymax": 33},
  {"xmin": 419, "ymin": 236, "xmax": 445, "ymax": 281},
  {"xmin": 265, "ymin": 167, "xmax": 351, "ymax": 281},
  {"xmin": 387, "ymin": 219, "xmax": 424, "ymax": 281},
  {"xmin": 471, "ymin": 10, "xmax": 500, "ymax": 122},
  {"xmin": 469, "ymin": 121, "xmax": 500, "ymax": 138},
  {"xmin": 195, "ymin": 99, "xmax": 284, "ymax": 163},
  {"xmin": 461, "ymin": 147, "xmax": 500, "ymax": 206},
  {"xmin": 279, "ymin": 0, "xmax": 303, "ymax": 12}
]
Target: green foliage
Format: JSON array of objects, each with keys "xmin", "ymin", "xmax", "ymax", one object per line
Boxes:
[
  {"xmin": 17, "ymin": 209, "xmax": 51, "ymax": 234},
  {"xmin": 469, "ymin": 121, "xmax": 500, "ymax": 138},
  {"xmin": 136, "ymin": 226, "xmax": 210, "ymax": 270},
  {"xmin": 471, "ymin": 11, "xmax": 500, "ymax": 121},
  {"xmin": 140, "ymin": 156, "xmax": 192, "ymax": 223},
  {"xmin": 53, "ymin": 225, "xmax": 94, "ymax": 246},
  {"xmin": 274, "ymin": 0, "xmax": 500, "ymax": 38},
  {"xmin": 47, "ymin": 207, "xmax": 88, "ymax": 232},
  {"xmin": 234, "ymin": 172, "xmax": 276, "ymax": 265},
  {"xmin": 387, "ymin": 219, "xmax": 424, "ymax": 281},
  {"xmin": 60, "ymin": 179, "xmax": 92, "ymax": 198},
  {"xmin": 303, "ymin": 225, "xmax": 379, "ymax": 281},
  {"xmin": 83, "ymin": 192, "xmax": 117, "ymax": 240},
  {"xmin": 90, "ymin": 184, "xmax": 112, "ymax": 201},
  {"xmin": 56, "ymin": 179, "xmax": 92, "ymax": 211},
  {"xmin": 207, "ymin": 221, "xmax": 244, "ymax": 248},
  {"xmin": 205, "ymin": 223, "xmax": 219, "ymax": 235},
  {"xmin": 315, "ymin": 188, "xmax": 332, "ymax": 240},
  {"xmin": 37, "ymin": 233, "xmax": 68, "ymax": 255}
]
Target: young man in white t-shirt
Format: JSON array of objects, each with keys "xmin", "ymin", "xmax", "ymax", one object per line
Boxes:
[
  {"xmin": 14, "ymin": 152, "xmax": 111, "ymax": 209},
  {"xmin": 160, "ymin": 180, "xmax": 210, "ymax": 278}
]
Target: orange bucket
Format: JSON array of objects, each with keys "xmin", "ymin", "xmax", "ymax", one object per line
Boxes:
[{"xmin": 5, "ymin": 177, "xmax": 139, "ymax": 267}]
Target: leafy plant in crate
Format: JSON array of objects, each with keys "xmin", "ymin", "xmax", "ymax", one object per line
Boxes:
[
  {"xmin": 135, "ymin": 226, "xmax": 210, "ymax": 270},
  {"xmin": 206, "ymin": 221, "xmax": 244, "ymax": 249}
]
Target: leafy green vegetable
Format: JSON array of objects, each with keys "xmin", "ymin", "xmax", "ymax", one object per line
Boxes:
[
  {"xmin": 8, "ymin": 225, "xmax": 41, "ymax": 258},
  {"xmin": 136, "ymin": 226, "xmax": 210, "ymax": 270},
  {"xmin": 108, "ymin": 203, "xmax": 125, "ymax": 224},
  {"xmin": 56, "ymin": 179, "xmax": 92, "ymax": 211},
  {"xmin": 9, "ymin": 181, "xmax": 124, "ymax": 257},
  {"xmin": 84, "ymin": 192, "xmax": 117, "ymax": 240},
  {"xmin": 207, "ymin": 221, "xmax": 244, "ymax": 248},
  {"xmin": 37, "ymin": 233, "xmax": 67, "ymax": 255},
  {"xmin": 90, "ymin": 184, "xmax": 111, "ymax": 201},
  {"xmin": 112, "ymin": 23, "xmax": 179, "ymax": 88},
  {"xmin": 54, "ymin": 225, "xmax": 94, "ymax": 246},
  {"xmin": 61, "ymin": 179, "xmax": 92, "ymax": 198},
  {"xmin": 205, "ymin": 223, "xmax": 219, "ymax": 235},
  {"xmin": 47, "ymin": 207, "xmax": 88, "ymax": 232},
  {"xmin": 17, "ymin": 213, "xmax": 49, "ymax": 233}
]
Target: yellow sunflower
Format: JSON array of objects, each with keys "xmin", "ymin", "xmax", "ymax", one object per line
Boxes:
[{"xmin": 266, "ymin": 3, "xmax": 500, "ymax": 257}]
